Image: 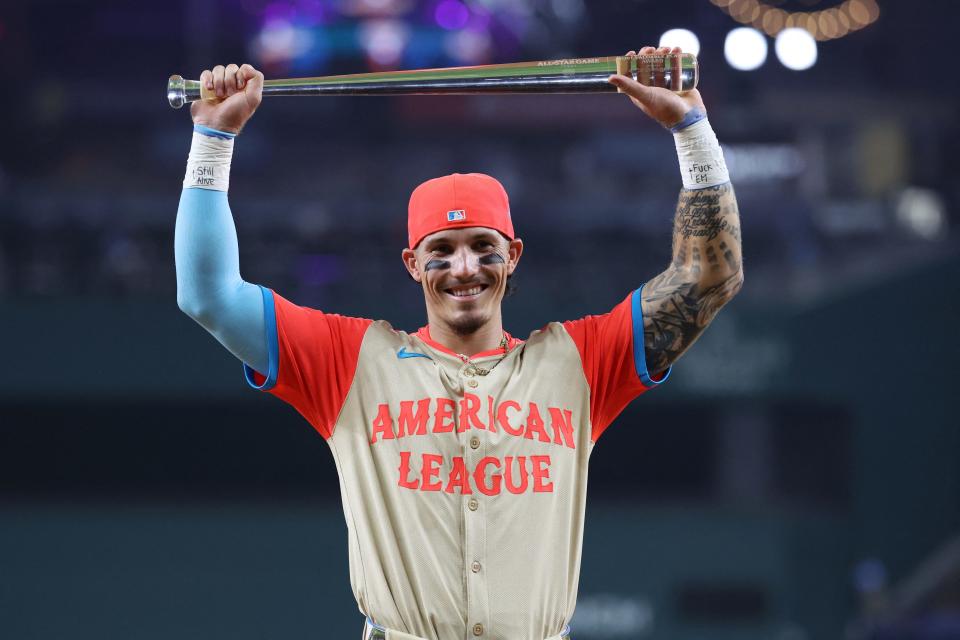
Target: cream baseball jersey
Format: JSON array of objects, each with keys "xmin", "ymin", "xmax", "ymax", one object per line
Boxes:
[{"xmin": 244, "ymin": 286, "xmax": 668, "ymax": 640}]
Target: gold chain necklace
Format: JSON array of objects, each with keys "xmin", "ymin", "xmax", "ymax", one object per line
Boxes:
[{"xmin": 456, "ymin": 334, "xmax": 510, "ymax": 376}]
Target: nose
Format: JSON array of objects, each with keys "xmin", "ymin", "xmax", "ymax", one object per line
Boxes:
[{"xmin": 448, "ymin": 246, "xmax": 480, "ymax": 280}]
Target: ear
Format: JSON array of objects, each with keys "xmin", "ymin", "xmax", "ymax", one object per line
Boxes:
[
  {"xmin": 401, "ymin": 248, "xmax": 421, "ymax": 282},
  {"xmin": 506, "ymin": 238, "xmax": 524, "ymax": 275}
]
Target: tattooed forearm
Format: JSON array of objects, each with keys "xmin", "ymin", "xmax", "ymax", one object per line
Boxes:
[
  {"xmin": 642, "ymin": 183, "xmax": 743, "ymax": 374},
  {"xmin": 672, "ymin": 184, "xmax": 742, "ymax": 259}
]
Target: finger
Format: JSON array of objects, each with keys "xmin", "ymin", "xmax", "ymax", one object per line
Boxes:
[
  {"xmin": 237, "ymin": 63, "xmax": 252, "ymax": 89},
  {"xmin": 639, "ymin": 46, "xmax": 656, "ymax": 55},
  {"xmin": 238, "ymin": 63, "xmax": 259, "ymax": 90},
  {"xmin": 672, "ymin": 46, "xmax": 682, "ymax": 54},
  {"xmin": 657, "ymin": 46, "xmax": 671, "ymax": 55},
  {"xmin": 625, "ymin": 50, "xmax": 637, "ymax": 57},
  {"xmin": 212, "ymin": 64, "xmax": 225, "ymax": 98},
  {"xmin": 200, "ymin": 69, "xmax": 213, "ymax": 92},
  {"xmin": 607, "ymin": 73, "xmax": 655, "ymax": 101},
  {"xmin": 224, "ymin": 63, "xmax": 240, "ymax": 94},
  {"xmin": 241, "ymin": 65, "xmax": 264, "ymax": 106}
]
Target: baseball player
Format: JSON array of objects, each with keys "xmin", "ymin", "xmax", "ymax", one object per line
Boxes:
[{"xmin": 175, "ymin": 46, "xmax": 742, "ymax": 640}]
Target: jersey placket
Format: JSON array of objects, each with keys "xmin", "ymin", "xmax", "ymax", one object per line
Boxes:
[{"xmin": 458, "ymin": 361, "xmax": 490, "ymax": 639}]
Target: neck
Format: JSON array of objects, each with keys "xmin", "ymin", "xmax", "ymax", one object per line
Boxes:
[{"xmin": 427, "ymin": 313, "xmax": 505, "ymax": 357}]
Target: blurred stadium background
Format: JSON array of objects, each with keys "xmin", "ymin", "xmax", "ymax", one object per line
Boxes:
[{"xmin": 1, "ymin": 0, "xmax": 958, "ymax": 638}]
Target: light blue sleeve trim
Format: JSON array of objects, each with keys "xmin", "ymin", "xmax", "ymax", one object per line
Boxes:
[
  {"xmin": 243, "ymin": 286, "xmax": 279, "ymax": 391},
  {"xmin": 193, "ymin": 124, "xmax": 236, "ymax": 139},
  {"xmin": 631, "ymin": 285, "xmax": 671, "ymax": 386}
]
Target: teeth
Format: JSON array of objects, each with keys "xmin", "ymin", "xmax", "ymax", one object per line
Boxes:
[{"xmin": 450, "ymin": 286, "xmax": 483, "ymax": 297}]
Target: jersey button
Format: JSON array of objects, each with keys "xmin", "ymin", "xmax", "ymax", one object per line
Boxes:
[
  {"xmin": 470, "ymin": 436, "xmax": 480, "ymax": 449},
  {"xmin": 472, "ymin": 623, "xmax": 484, "ymax": 636},
  {"xmin": 467, "ymin": 379, "xmax": 479, "ymax": 388},
  {"xmin": 468, "ymin": 498, "xmax": 479, "ymax": 511},
  {"xmin": 471, "ymin": 560, "xmax": 481, "ymax": 573}
]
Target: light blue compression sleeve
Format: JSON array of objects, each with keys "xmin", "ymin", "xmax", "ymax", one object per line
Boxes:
[{"xmin": 175, "ymin": 187, "xmax": 269, "ymax": 375}]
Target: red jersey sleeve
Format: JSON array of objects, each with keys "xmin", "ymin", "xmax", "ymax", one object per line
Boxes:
[
  {"xmin": 243, "ymin": 288, "xmax": 372, "ymax": 439},
  {"xmin": 562, "ymin": 286, "xmax": 670, "ymax": 442}
]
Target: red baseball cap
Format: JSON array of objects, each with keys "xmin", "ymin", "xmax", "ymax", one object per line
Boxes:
[{"xmin": 407, "ymin": 173, "xmax": 514, "ymax": 249}]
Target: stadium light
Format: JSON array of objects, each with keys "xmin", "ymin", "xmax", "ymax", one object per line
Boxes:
[
  {"xmin": 658, "ymin": 28, "xmax": 700, "ymax": 56},
  {"xmin": 434, "ymin": 0, "xmax": 470, "ymax": 31},
  {"xmin": 724, "ymin": 27, "xmax": 767, "ymax": 71},
  {"xmin": 253, "ymin": 18, "xmax": 314, "ymax": 66},
  {"xmin": 359, "ymin": 19, "xmax": 409, "ymax": 68},
  {"xmin": 775, "ymin": 27, "xmax": 818, "ymax": 70}
]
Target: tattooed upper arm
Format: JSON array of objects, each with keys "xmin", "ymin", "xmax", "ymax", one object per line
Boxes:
[{"xmin": 641, "ymin": 183, "xmax": 743, "ymax": 375}]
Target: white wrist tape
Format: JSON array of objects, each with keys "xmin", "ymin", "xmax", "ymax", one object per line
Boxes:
[
  {"xmin": 183, "ymin": 127, "xmax": 234, "ymax": 191},
  {"xmin": 673, "ymin": 118, "xmax": 730, "ymax": 190}
]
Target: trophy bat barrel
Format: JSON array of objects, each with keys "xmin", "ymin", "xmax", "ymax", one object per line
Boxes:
[{"xmin": 167, "ymin": 54, "xmax": 698, "ymax": 109}]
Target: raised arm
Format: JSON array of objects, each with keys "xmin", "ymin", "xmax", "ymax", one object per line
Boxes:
[
  {"xmin": 175, "ymin": 63, "xmax": 271, "ymax": 374},
  {"xmin": 639, "ymin": 184, "xmax": 742, "ymax": 374},
  {"xmin": 608, "ymin": 46, "xmax": 743, "ymax": 377}
]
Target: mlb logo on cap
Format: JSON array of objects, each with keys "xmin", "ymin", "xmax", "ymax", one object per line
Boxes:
[{"xmin": 447, "ymin": 209, "xmax": 466, "ymax": 222}]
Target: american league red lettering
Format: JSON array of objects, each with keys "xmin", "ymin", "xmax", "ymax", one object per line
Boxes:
[{"xmin": 369, "ymin": 395, "xmax": 576, "ymax": 448}]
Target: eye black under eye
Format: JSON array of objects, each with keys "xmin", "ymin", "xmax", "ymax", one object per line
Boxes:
[{"xmin": 478, "ymin": 253, "xmax": 505, "ymax": 266}]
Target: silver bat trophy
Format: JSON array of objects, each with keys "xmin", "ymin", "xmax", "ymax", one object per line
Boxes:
[{"xmin": 167, "ymin": 53, "xmax": 698, "ymax": 108}]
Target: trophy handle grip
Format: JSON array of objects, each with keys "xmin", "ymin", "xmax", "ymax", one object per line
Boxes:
[
  {"xmin": 167, "ymin": 75, "xmax": 220, "ymax": 109},
  {"xmin": 614, "ymin": 56, "xmax": 632, "ymax": 92},
  {"xmin": 199, "ymin": 83, "xmax": 218, "ymax": 102},
  {"xmin": 613, "ymin": 54, "xmax": 698, "ymax": 92}
]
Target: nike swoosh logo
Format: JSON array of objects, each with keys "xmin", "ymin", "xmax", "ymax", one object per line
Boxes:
[{"xmin": 397, "ymin": 347, "xmax": 432, "ymax": 360}]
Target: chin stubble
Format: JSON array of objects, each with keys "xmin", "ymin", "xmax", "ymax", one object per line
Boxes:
[{"xmin": 447, "ymin": 313, "xmax": 488, "ymax": 337}]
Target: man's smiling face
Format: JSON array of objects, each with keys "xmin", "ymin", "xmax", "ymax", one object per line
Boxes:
[{"xmin": 402, "ymin": 227, "xmax": 523, "ymax": 337}]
